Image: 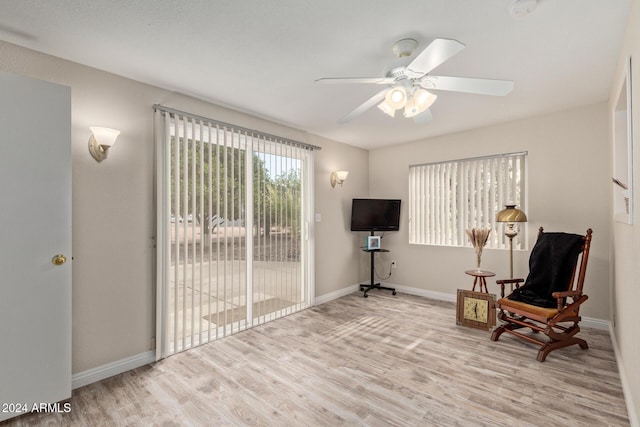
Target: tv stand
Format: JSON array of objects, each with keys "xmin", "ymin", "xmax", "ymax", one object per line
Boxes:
[{"xmin": 360, "ymin": 244, "xmax": 396, "ymax": 298}]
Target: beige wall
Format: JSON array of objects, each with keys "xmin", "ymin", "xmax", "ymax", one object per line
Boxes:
[
  {"xmin": 311, "ymin": 135, "xmax": 369, "ymax": 295},
  {"xmin": 0, "ymin": 41, "xmax": 366, "ymax": 373},
  {"xmin": 368, "ymin": 102, "xmax": 611, "ymax": 321},
  {"xmin": 610, "ymin": 0, "xmax": 640, "ymax": 423}
]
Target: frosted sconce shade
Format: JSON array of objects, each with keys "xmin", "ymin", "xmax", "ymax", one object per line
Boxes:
[
  {"xmin": 330, "ymin": 170, "xmax": 349, "ymax": 188},
  {"xmin": 88, "ymin": 126, "xmax": 120, "ymax": 162}
]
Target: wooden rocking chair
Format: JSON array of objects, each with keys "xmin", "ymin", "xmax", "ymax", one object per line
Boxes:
[{"xmin": 491, "ymin": 227, "xmax": 593, "ymax": 362}]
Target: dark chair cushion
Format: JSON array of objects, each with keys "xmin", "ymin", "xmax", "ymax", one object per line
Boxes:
[{"xmin": 507, "ymin": 232, "xmax": 583, "ymax": 308}]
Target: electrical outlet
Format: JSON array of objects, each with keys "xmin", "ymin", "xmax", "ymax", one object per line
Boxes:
[{"xmin": 391, "ymin": 260, "xmax": 397, "ymax": 269}]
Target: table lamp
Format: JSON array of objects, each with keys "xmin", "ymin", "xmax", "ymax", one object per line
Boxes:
[{"xmin": 496, "ymin": 203, "xmax": 527, "ymax": 279}]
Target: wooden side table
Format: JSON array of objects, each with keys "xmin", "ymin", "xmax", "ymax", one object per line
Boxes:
[{"xmin": 464, "ymin": 270, "xmax": 496, "ymax": 293}]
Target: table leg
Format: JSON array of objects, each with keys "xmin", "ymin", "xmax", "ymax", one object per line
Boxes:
[{"xmin": 480, "ymin": 277, "xmax": 488, "ymax": 293}]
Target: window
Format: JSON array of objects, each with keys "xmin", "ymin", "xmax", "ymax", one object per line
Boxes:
[{"xmin": 408, "ymin": 152, "xmax": 527, "ymax": 249}]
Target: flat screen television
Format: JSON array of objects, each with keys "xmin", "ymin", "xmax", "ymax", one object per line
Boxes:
[{"xmin": 350, "ymin": 198, "xmax": 401, "ymax": 232}]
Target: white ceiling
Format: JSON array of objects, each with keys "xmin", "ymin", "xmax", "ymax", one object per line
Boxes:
[{"xmin": 0, "ymin": 0, "xmax": 631, "ymax": 149}]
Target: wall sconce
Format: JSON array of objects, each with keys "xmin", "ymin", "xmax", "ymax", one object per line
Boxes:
[
  {"xmin": 88, "ymin": 126, "xmax": 120, "ymax": 162},
  {"xmin": 330, "ymin": 171, "xmax": 349, "ymax": 188}
]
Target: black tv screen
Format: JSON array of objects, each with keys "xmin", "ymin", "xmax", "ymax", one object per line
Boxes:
[{"xmin": 350, "ymin": 199, "xmax": 401, "ymax": 232}]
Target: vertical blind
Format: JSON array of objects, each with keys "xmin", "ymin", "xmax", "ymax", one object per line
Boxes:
[
  {"xmin": 408, "ymin": 152, "xmax": 527, "ymax": 249},
  {"xmin": 155, "ymin": 106, "xmax": 317, "ymax": 358}
]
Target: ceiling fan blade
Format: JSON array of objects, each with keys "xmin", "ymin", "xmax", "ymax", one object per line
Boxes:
[
  {"xmin": 315, "ymin": 77, "xmax": 395, "ymax": 85},
  {"xmin": 406, "ymin": 38, "xmax": 465, "ymax": 76},
  {"xmin": 412, "ymin": 109, "xmax": 433, "ymax": 124},
  {"xmin": 338, "ymin": 88, "xmax": 389, "ymax": 123},
  {"xmin": 421, "ymin": 76, "xmax": 514, "ymax": 96}
]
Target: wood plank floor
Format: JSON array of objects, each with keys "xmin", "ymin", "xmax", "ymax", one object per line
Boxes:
[{"xmin": 5, "ymin": 292, "xmax": 629, "ymax": 426}]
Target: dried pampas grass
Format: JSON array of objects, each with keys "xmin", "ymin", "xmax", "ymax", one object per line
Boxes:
[{"xmin": 466, "ymin": 228, "xmax": 491, "ymax": 270}]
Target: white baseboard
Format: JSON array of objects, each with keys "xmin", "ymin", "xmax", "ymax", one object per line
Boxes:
[
  {"xmin": 72, "ymin": 350, "xmax": 156, "ymax": 390},
  {"xmin": 393, "ymin": 283, "xmax": 457, "ymax": 303},
  {"xmin": 314, "ymin": 284, "xmax": 360, "ymax": 305},
  {"xmin": 315, "ymin": 282, "xmax": 610, "ymax": 331},
  {"xmin": 610, "ymin": 325, "xmax": 639, "ymax": 427},
  {"xmin": 395, "ymin": 283, "xmax": 610, "ymax": 330},
  {"xmin": 580, "ymin": 316, "xmax": 610, "ymax": 331}
]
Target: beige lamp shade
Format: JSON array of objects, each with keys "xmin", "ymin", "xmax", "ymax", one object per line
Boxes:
[{"xmin": 496, "ymin": 203, "xmax": 527, "ymax": 223}]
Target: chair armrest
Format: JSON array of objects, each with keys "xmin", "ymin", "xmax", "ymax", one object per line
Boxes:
[
  {"xmin": 496, "ymin": 278, "xmax": 525, "ymax": 285},
  {"xmin": 552, "ymin": 290, "xmax": 582, "ymax": 298},
  {"xmin": 548, "ymin": 294, "xmax": 589, "ymax": 327},
  {"xmin": 552, "ymin": 290, "xmax": 583, "ymax": 310},
  {"xmin": 495, "ymin": 278, "xmax": 524, "ymax": 298}
]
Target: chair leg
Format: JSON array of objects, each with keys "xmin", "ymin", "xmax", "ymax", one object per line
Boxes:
[
  {"xmin": 490, "ymin": 325, "xmax": 506, "ymax": 342},
  {"xmin": 493, "ymin": 310, "xmax": 590, "ymax": 361},
  {"xmin": 492, "ymin": 312, "xmax": 531, "ymax": 342},
  {"xmin": 490, "ymin": 322, "xmax": 525, "ymax": 342},
  {"xmin": 546, "ymin": 324, "xmax": 580, "ymax": 341},
  {"xmin": 537, "ymin": 337, "xmax": 589, "ymax": 362}
]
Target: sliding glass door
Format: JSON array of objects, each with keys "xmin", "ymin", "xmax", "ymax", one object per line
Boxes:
[{"xmin": 155, "ymin": 107, "xmax": 315, "ymax": 358}]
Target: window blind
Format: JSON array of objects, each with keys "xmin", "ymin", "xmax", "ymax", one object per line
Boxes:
[
  {"xmin": 408, "ymin": 152, "xmax": 527, "ymax": 249},
  {"xmin": 154, "ymin": 105, "xmax": 316, "ymax": 358}
]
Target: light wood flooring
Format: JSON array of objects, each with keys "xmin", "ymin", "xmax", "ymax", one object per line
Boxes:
[{"xmin": 4, "ymin": 292, "xmax": 630, "ymax": 426}]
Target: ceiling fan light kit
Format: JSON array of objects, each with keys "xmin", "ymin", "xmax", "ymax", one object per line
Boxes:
[
  {"xmin": 317, "ymin": 37, "xmax": 514, "ymax": 123},
  {"xmin": 378, "ymin": 85, "xmax": 438, "ymax": 118}
]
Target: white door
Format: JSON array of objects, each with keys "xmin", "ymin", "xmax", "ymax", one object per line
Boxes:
[{"xmin": 0, "ymin": 71, "xmax": 72, "ymax": 421}]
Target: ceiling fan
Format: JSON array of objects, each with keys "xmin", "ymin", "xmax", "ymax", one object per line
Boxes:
[{"xmin": 316, "ymin": 38, "xmax": 514, "ymax": 123}]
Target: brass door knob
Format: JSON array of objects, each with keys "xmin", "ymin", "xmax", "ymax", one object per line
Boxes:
[{"xmin": 52, "ymin": 254, "xmax": 67, "ymax": 266}]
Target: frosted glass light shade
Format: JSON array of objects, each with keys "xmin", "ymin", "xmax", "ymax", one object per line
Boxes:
[
  {"xmin": 385, "ymin": 87, "xmax": 407, "ymax": 109},
  {"xmin": 330, "ymin": 170, "xmax": 349, "ymax": 188},
  {"xmin": 377, "ymin": 100, "xmax": 396, "ymax": 117},
  {"xmin": 404, "ymin": 89, "xmax": 437, "ymax": 118},
  {"xmin": 88, "ymin": 126, "xmax": 120, "ymax": 162},
  {"xmin": 89, "ymin": 127, "xmax": 120, "ymax": 147},
  {"xmin": 335, "ymin": 171, "xmax": 349, "ymax": 181},
  {"xmin": 414, "ymin": 89, "xmax": 437, "ymax": 110}
]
